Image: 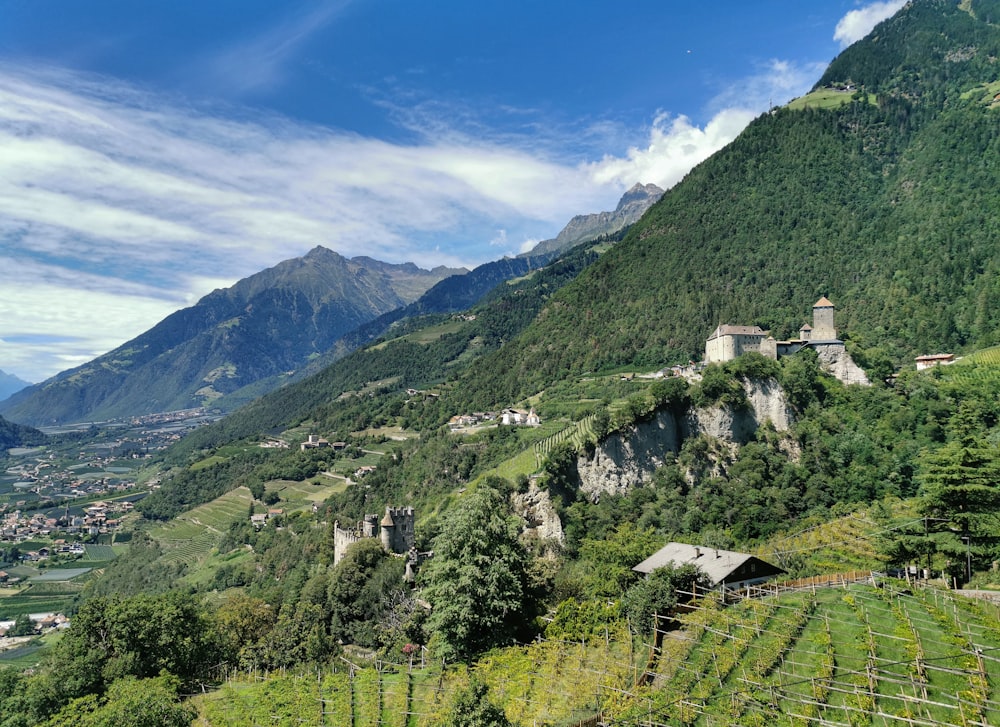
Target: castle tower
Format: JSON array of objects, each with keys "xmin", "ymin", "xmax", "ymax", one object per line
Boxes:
[
  {"xmin": 811, "ymin": 297, "xmax": 837, "ymax": 341},
  {"xmin": 380, "ymin": 510, "xmax": 394, "ymax": 552}
]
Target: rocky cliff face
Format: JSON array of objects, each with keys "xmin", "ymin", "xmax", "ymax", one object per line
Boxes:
[
  {"xmin": 576, "ymin": 408, "xmax": 682, "ymax": 502},
  {"xmin": 511, "ymin": 480, "xmax": 564, "ymax": 545},
  {"xmin": 814, "ymin": 344, "xmax": 870, "ymax": 386},
  {"xmin": 528, "ymin": 183, "xmax": 664, "ymax": 256},
  {"xmin": 575, "ymin": 376, "xmax": 793, "ymax": 503}
]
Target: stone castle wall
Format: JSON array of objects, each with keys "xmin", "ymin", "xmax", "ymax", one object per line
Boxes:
[{"xmin": 334, "ymin": 506, "xmax": 414, "ymax": 565}]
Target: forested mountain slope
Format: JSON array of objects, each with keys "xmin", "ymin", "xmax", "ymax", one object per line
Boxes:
[
  {"xmin": 0, "ymin": 414, "xmax": 44, "ymax": 451},
  {"xmin": 453, "ymin": 0, "xmax": 1000, "ymax": 407},
  {"xmin": 0, "ymin": 247, "xmax": 460, "ymax": 425}
]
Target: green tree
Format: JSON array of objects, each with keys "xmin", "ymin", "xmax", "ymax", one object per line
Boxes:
[
  {"xmin": 916, "ymin": 435, "xmax": 1000, "ymax": 581},
  {"xmin": 9, "ymin": 613, "xmax": 35, "ymax": 637},
  {"xmin": 212, "ymin": 592, "xmax": 277, "ymax": 670},
  {"xmin": 39, "ymin": 674, "xmax": 195, "ymax": 727},
  {"xmin": 445, "ymin": 678, "xmax": 512, "ymax": 727},
  {"xmin": 328, "ymin": 538, "xmax": 405, "ymax": 647},
  {"xmin": 622, "ymin": 563, "xmax": 710, "ymax": 637},
  {"xmin": 47, "ymin": 591, "xmax": 212, "ymax": 702},
  {"xmin": 420, "ymin": 486, "xmax": 531, "ymax": 661},
  {"xmin": 577, "ymin": 523, "xmax": 664, "ymax": 599}
]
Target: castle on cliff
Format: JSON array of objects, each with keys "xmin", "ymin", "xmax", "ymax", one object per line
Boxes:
[
  {"xmin": 704, "ymin": 297, "xmax": 869, "ymax": 385},
  {"xmin": 705, "ymin": 297, "xmax": 839, "ymax": 363}
]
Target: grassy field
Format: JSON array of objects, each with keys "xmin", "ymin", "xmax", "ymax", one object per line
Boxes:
[
  {"xmin": 787, "ymin": 88, "xmax": 877, "ymax": 110},
  {"xmin": 370, "ymin": 319, "xmax": 468, "ymax": 350},
  {"xmin": 960, "ymin": 80, "xmax": 1000, "ymax": 106},
  {"xmin": 266, "ymin": 478, "xmax": 346, "ymax": 513}
]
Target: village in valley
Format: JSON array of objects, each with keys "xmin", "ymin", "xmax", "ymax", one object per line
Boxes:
[{"xmin": 0, "ymin": 409, "xmax": 225, "ymax": 642}]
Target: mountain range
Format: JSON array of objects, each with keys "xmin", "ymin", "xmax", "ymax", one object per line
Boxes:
[
  {"xmin": 526, "ymin": 182, "xmax": 663, "ymax": 256},
  {"xmin": 0, "ymin": 369, "xmax": 30, "ymax": 401},
  {"xmin": 0, "ymin": 249, "xmax": 460, "ymax": 425},
  {"xmin": 0, "ymin": 183, "xmax": 661, "ymax": 426}
]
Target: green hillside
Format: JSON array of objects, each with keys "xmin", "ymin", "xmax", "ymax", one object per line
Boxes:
[
  {"xmin": 452, "ymin": 0, "xmax": 1000, "ymax": 408},
  {"xmin": 190, "ymin": 580, "xmax": 1000, "ymax": 726}
]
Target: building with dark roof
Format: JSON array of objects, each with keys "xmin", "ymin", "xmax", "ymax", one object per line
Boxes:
[{"xmin": 633, "ymin": 542, "xmax": 784, "ymax": 591}]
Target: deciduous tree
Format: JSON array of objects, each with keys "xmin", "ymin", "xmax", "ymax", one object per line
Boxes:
[{"xmin": 421, "ymin": 486, "xmax": 531, "ymax": 661}]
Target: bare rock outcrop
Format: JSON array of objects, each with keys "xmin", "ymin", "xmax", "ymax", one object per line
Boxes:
[
  {"xmin": 576, "ymin": 409, "xmax": 681, "ymax": 502},
  {"xmin": 512, "ymin": 481, "xmax": 563, "ymax": 543},
  {"xmin": 574, "ymin": 376, "xmax": 793, "ymax": 501},
  {"xmin": 813, "ymin": 343, "xmax": 870, "ymax": 386}
]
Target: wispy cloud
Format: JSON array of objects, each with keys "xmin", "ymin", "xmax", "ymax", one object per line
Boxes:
[
  {"xmin": 587, "ymin": 58, "xmax": 822, "ymax": 191},
  {"xmin": 0, "ymin": 49, "xmax": 830, "ymax": 381},
  {"xmin": 201, "ymin": 0, "xmax": 355, "ymax": 95},
  {"xmin": 709, "ymin": 59, "xmax": 829, "ymax": 115},
  {"xmin": 834, "ymin": 0, "xmax": 907, "ymax": 48}
]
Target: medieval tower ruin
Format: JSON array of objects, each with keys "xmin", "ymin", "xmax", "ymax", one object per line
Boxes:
[{"xmin": 333, "ymin": 505, "xmax": 416, "ymax": 565}]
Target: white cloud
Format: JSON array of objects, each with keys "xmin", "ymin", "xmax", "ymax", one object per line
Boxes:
[
  {"xmin": 587, "ymin": 57, "xmax": 824, "ymax": 192},
  {"xmin": 834, "ymin": 0, "xmax": 907, "ymax": 48},
  {"xmin": 0, "ymin": 259, "xmax": 179, "ymax": 382},
  {"xmin": 587, "ymin": 110, "xmax": 755, "ymax": 190},
  {"xmin": 518, "ymin": 237, "xmax": 540, "ymax": 255},
  {"xmin": 0, "ymin": 51, "xmax": 832, "ymax": 381}
]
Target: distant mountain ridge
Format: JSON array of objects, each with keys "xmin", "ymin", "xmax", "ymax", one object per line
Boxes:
[
  {"xmin": 0, "ymin": 247, "xmax": 462, "ymax": 425},
  {"xmin": 0, "ymin": 182, "xmax": 662, "ymax": 425},
  {"xmin": 527, "ymin": 182, "xmax": 663, "ymax": 256},
  {"xmin": 0, "ymin": 370, "xmax": 30, "ymax": 401}
]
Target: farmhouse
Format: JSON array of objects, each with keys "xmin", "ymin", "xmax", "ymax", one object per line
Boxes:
[
  {"xmin": 301, "ymin": 434, "xmax": 330, "ymax": 451},
  {"xmin": 915, "ymin": 353, "xmax": 956, "ymax": 370},
  {"xmin": 501, "ymin": 408, "xmax": 540, "ymax": 426},
  {"xmin": 633, "ymin": 542, "xmax": 784, "ymax": 591}
]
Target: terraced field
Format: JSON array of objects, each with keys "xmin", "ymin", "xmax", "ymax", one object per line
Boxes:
[
  {"xmin": 618, "ymin": 581, "xmax": 1000, "ymax": 726},
  {"xmin": 193, "ymin": 582, "xmax": 1000, "ymax": 726},
  {"xmin": 149, "ymin": 487, "xmax": 254, "ymax": 566},
  {"xmin": 755, "ymin": 510, "xmax": 888, "ymax": 575}
]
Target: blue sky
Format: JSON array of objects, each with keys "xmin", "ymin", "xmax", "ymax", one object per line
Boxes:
[{"xmin": 0, "ymin": 0, "xmax": 905, "ymax": 384}]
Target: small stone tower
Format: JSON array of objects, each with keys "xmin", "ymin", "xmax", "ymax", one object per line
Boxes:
[
  {"xmin": 379, "ymin": 505, "xmax": 415, "ymax": 555},
  {"xmin": 811, "ymin": 297, "xmax": 837, "ymax": 341},
  {"xmin": 333, "ymin": 507, "xmax": 415, "ymax": 564}
]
